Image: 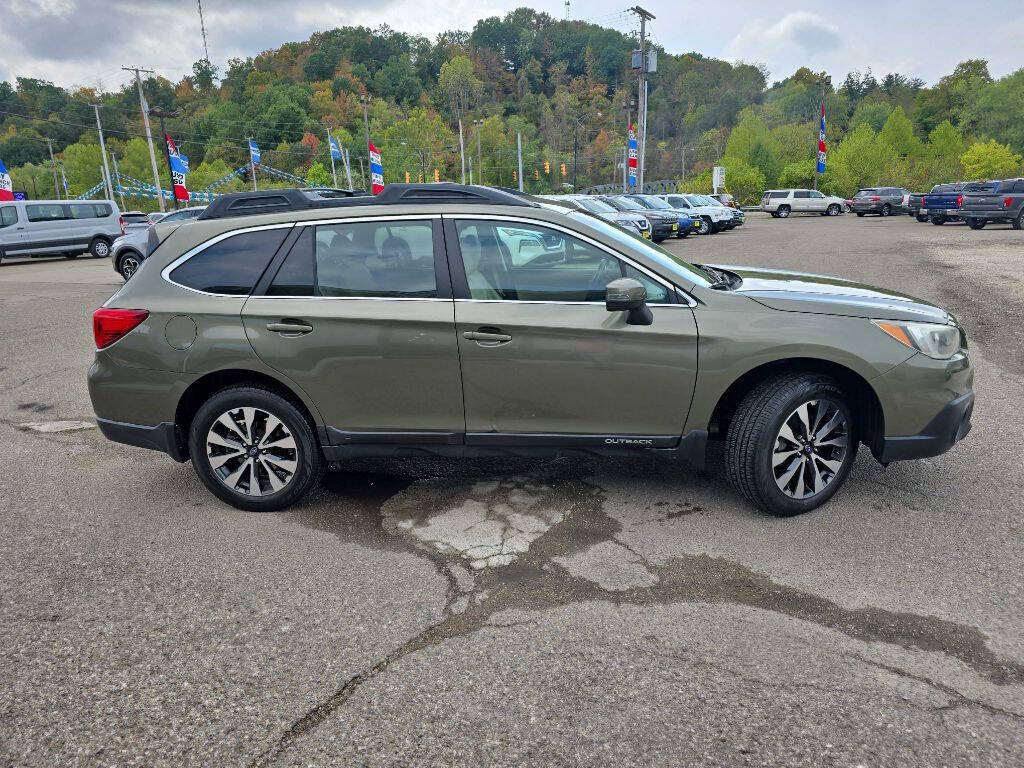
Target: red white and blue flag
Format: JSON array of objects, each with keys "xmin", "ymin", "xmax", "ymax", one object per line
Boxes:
[
  {"xmin": 817, "ymin": 102, "xmax": 827, "ymax": 174},
  {"xmin": 165, "ymin": 134, "xmax": 190, "ymax": 201},
  {"xmin": 0, "ymin": 157, "xmax": 13, "ymax": 201},
  {"xmin": 368, "ymin": 141, "xmax": 384, "ymax": 195},
  {"xmin": 627, "ymin": 124, "xmax": 638, "ymax": 187}
]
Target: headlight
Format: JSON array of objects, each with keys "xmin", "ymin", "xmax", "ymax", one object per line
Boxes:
[{"xmin": 873, "ymin": 320, "xmax": 962, "ymax": 359}]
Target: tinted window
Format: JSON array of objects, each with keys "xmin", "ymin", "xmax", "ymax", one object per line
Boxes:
[
  {"xmin": 810, "ymin": 191, "xmax": 825, "ymax": 198},
  {"xmin": 267, "ymin": 228, "xmax": 315, "ymax": 296},
  {"xmin": 623, "ymin": 264, "xmax": 669, "ymax": 303},
  {"xmin": 793, "ymin": 190, "xmax": 811, "ymax": 198},
  {"xmin": 769, "ymin": 191, "xmax": 789, "ymax": 199},
  {"xmin": 95, "ymin": 204, "xmax": 113, "ymax": 217},
  {"xmin": 69, "ymin": 204, "xmax": 98, "ymax": 219},
  {"xmin": 1015, "ymin": 180, "xmax": 1024, "ymax": 193},
  {"xmin": 170, "ymin": 227, "xmax": 289, "ymax": 295},
  {"xmin": 0, "ymin": 206, "xmax": 17, "ymax": 228},
  {"xmin": 26, "ymin": 204, "xmax": 67, "ymax": 222},
  {"xmin": 314, "ymin": 220, "xmax": 436, "ymax": 298},
  {"xmin": 665, "ymin": 196, "xmax": 690, "ymax": 207},
  {"xmin": 457, "ymin": 219, "xmax": 661, "ymax": 303}
]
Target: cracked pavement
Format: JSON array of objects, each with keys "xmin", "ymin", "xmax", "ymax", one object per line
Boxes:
[{"xmin": 1, "ymin": 216, "xmax": 1023, "ymax": 767}]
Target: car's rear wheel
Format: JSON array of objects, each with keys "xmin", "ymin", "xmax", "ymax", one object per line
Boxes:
[
  {"xmin": 967, "ymin": 218, "xmax": 987, "ymax": 230},
  {"xmin": 725, "ymin": 373, "xmax": 858, "ymax": 516},
  {"xmin": 89, "ymin": 237, "xmax": 111, "ymax": 259},
  {"xmin": 695, "ymin": 217, "xmax": 710, "ymax": 234},
  {"xmin": 118, "ymin": 252, "xmax": 141, "ymax": 280},
  {"xmin": 881, "ymin": 204, "xmax": 891, "ymax": 217},
  {"xmin": 856, "ymin": 212, "xmax": 865, "ymax": 217},
  {"xmin": 63, "ymin": 252, "xmax": 78, "ymax": 259},
  {"xmin": 1013, "ymin": 210, "xmax": 1023, "ymax": 230},
  {"xmin": 776, "ymin": 205, "xmax": 791, "ymax": 219},
  {"xmin": 827, "ymin": 204, "xmax": 841, "ymax": 216},
  {"xmin": 916, "ymin": 213, "xmax": 929, "ymax": 222},
  {"xmin": 931, "ymin": 216, "xmax": 946, "ymax": 225},
  {"xmin": 189, "ymin": 386, "xmax": 324, "ymax": 512}
]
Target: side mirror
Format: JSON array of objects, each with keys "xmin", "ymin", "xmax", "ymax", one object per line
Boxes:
[{"xmin": 606, "ymin": 277, "xmax": 653, "ymax": 325}]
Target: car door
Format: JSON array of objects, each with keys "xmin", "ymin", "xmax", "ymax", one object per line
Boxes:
[
  {"xmin": 0, "ymin": 203, "xmax": 24, "ymax": 254},
  {"xmin": 446, "ymin": 215, "xmax": 698, "ymax": 445},
  {"xmin": 23, "ymin": 203, "xmax": 72, "ymax": 255},
  {"xmin": 806, "ymin": 190, "xmax": 827, "ymax": 212},
  {"xmin": 241, "ymin": 216, "xmax": 464, "ymax": 444},
  {"xmin": 791, "ymin": 190, "xmax": 811, "ymax": 212}
]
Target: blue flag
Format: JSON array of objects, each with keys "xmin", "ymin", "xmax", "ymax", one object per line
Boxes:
[
  {"xmin": 248, "ymin": 139, "xmax": 261, "ymax": 165},
  {"xmin": 329, "ymin": 136, "xmax": 341, "ymax": 160}
]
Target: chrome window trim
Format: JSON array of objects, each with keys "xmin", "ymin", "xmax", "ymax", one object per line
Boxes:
[
  {"xmin": 454, "ymin": 298, "xmax": 690, "ymax": 308},
  {"xmin": 445, "ymin": 213, "xmax": 697, "ymax": 307},
  {"xmin": 246, "ymin": 295, "xmax": 451, "ymax": 303},
  {"xmin": 161, "ymin": 222, "xmax": 295, "ymax": 297}
]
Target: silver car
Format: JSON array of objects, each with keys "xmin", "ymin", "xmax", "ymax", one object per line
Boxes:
[
  {"xmin": 110, "ymin": 206, "xmax": 205, "ymax": 279},
  {"xmin": 541, "ymin": 195, "xmax": 652, "ymax": 238}
]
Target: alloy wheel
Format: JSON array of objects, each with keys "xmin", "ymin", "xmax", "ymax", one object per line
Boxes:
[
  {"xmin": 120, "ymin": 255, "xmax": 140, "ymax": 280},
  {"xmin": 772, "ymin": 399, "xmax": 849, "ymax": 499},
  {"xmin": 205, "ymin": 406, "xmax": 298, "ymax": 497}
]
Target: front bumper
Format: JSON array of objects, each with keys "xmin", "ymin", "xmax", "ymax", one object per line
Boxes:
[{"xmin": 877, "ymin": 391, "xmax": 974, "ymax": 463}]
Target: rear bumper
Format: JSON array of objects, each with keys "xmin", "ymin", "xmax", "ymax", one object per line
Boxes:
[
  {"xmin": 876, "ymin": 391, "xmax": 974, "ymax": 463},
  {"xmin": 961, "ymin": 208, "xmax": 1014, "ymax": 221},
  {"xmin": 97, "ymin": 418, "xmax": 188, "ymax": 462}
]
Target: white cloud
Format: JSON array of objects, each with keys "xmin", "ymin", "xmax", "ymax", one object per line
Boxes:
[{"xmin": 726, "ymin": 11, "xmax": 842, "ymax": 67}]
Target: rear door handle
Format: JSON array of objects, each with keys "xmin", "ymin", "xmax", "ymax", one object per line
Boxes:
[
  {"xmin": 266, "ymin": 320, "xmax": 313, "ymax": 335},
  {"xmin": 463, "ymin": 329, "xmax": 512, "ymax": 345}
]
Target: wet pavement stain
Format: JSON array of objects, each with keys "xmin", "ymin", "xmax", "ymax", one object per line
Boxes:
[
  {"xmin": 258, "ymin": 456, "xmax": 1024, "ymax": 767},
  {"xmin": 16, "ymin": 402, "xmax": 53, "ymax": 412}
]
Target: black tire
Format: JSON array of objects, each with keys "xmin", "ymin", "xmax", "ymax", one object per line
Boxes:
[
  {"xmin": 63, "ymin": 253, "xmax": 79, "ymax": 259},
  {"xmin": 856, "ymin": 212, "xmax": 865, "ymax": 217},
  {"xmin": 118, "ymin": 251, "xmax": 142, "ymax": 280},
  {"xmin": 724, "ymin": 373, "xmax": 858, "ymax": 516},
  {"xmin": 89, "ymin": 237, "xmax": 112, "ymax": 259},
  {"xmin": 1013, "ymin": 210, "xmax": 1023, "ymax": 230},
  {"xmin": 967, "ymin": 218, "xmax": 986, "ymax": 230},
  {"xmin": 777, "ymin": 205, "xmax": 791, "ymax": 219},
  {"xmin": 880, "ymin": 204, "xmax": 891, "ymax": 217},
  {"xmin": 827, "ymin": 204, "xmax": 841, "ymax": 216},
  {"xmin": 188, "ymin": 386, "xmax": 324, "ymax": 512},
  {"xmin": 931, "ymin": 216, "xmax": 946, "ymax": 225},
  {"xmin": 916, "ymin": 214, "xmax": 929, "ymax": 223}
]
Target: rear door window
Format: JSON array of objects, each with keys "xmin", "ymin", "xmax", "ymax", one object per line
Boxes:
[
  {"xmin": 25, "ymin": 204, "xmax": 68, "ymax": 222},
  {"xmin": 69, "ymin": 204, "xmax": 99, "ymax": 219},
  {"xmin": 170, "ymin": 227, "xmax": 290, "ymax": 295}
]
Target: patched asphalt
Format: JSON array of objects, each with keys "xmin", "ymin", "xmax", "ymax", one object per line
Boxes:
[{"xmin": 1, "ymin": 214, "xmax": 1022, "ymax": 767}]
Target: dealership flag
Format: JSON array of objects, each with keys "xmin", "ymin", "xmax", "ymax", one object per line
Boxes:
[
  {"xmin": 165, "ymin": 134, "xmax": 190, "ymax": 201},
  {"xmin": 817, "ymin": 102, "xmax": 827, "ymax": 174},
  {"xmin": 329, "ymin": 136, "xmax": 342, "ymax": 160},
  {"xmin": 368, "ymin": 141, "xmax": 384, "ymax": 195},
  {"xmin": 0, "ymin": 157, "xmax": 13, "ymax": 201},
  {"xmin": 627, "ymin": 124, "xmax": 638, "ymax": 187},
  {"xmin": 248, "ymin": 139, "xmax": 261, "ymax": 165}
]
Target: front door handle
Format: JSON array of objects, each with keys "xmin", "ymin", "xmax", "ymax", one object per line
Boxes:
[
  {"xmin": 266, "ymin": 320, "xmax": 313, "ymax": 336},
  {"xmin": 463, "ymin": 328, "xmax": 512, "ymax": 345}
]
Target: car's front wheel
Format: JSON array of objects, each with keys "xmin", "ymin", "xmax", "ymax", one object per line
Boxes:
[
  {"xmin": 189, "ymin": 386, "xmax": 324, "ymax": 512},
  {"xmin": 725, "ymin": 373, "xmax": 858, "ymax": 516},
  {"xmin": 89, "ymin": 237, "xmax": 112, "ymax": 259},
  {"xmin": 931, "ymin": 216, "xmax": 946, "ymax": 225},
  {"xmin": 776, "ymin": 205, "xmax": 791, "ymax": 219},
  {"xmin": 916, "ymin": 213, "xmax": 929, "ymax": 222},
  {"xmin": 827, "ymin": 204, "xmax": 841, "ymax": 216},
  {"xmin": 697, "ymin": 217, "xmax": 712, "ymax": 234}
]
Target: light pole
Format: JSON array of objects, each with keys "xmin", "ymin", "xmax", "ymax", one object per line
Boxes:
[
  {"xmin": 472, "ymin": 118, "xmax": 483, "ymax": 185},
  {"xmin": 359, "ymin": 93, "xmax": 371, "ymax": 151},
  {"xmin": 148, "ymin": 106, "xmax": 182, "ymax": 209}
]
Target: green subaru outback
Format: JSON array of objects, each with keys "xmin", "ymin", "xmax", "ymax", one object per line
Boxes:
[{"xmin": 88, "ymin": 185, "xmax": 974, "ymax": 516}]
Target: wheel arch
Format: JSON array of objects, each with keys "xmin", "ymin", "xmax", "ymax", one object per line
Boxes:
[
  {"xmin": 707, "ymin": 357, "xmax": 884, "ymax": 454},
  {"xmin": 174, "ymin": 368, "xmax": 326, "ymax": 452}
]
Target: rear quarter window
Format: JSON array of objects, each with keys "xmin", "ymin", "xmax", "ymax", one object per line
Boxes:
[
  {"xmin": 26, "ymin": 204, "xmax": 67, "ymax": 222},
  {"xmin": 169, "ymin": 227, "xmax": 290, "ymax": 295},
  {"xmin": 769, "ymin": 191, "xmax": 789, "ymax": 199},
  {"xmin": 0, "ymin": 206, "xmax": 18, "ymax": 227}
]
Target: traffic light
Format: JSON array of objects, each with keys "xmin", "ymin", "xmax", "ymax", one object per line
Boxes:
[
  {"xmin": 544, "ymin": 160, "xmax": 550, "ymax": 174},
  {"xmin": 405, "ymin": 171, "xmax": 410, "ymax": 183},
  {"xmin": 513, "ymin": 169, "xmax": 517, "ymax": 182},
  {"xmin": 560, "ymin": 163, "xmax": 567, "ymax": 177},
  {"xmin": 418, "ymin": 172, "xmax": 423, "ymax": 183},
  {"xmin": 434, "ymin": 168, "xmax": 440, "ymax": 182}
]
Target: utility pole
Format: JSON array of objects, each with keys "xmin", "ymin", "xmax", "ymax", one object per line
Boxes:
[
  {"xmin": 458, "ymin": 118, "xmax": 466, "ymax": 184},
  {"xmin": 93, "ymin": 105, "xmax": 115, "ymax": 201},
  {"xmin": 123, "ymin": 66, "xmax": 166, "ymax": 211},
  {"xmin": 326, "ymin": 128, "xmax": 338, "ymax": 188},
  {"xmin": 468, "ymin": 155, "xmax": 473, "ymax": 185},
  {"xmin": 628, "ymin": 6, "xmax": 655, "ymax": 191},
  {"xmin": 357, "ymin": 156, "xmax": 366, "ymax": 190},
  {"xmin": 359, "ymin": 94, "xmax": 371, "ymax": 151},
  {"xmin": 248, "ymin": 137, "xmax": 258, "ymax": 191},
  {"xmin": 46, "ymin": 139, "xmax": 60, "ymax": 199},
  {"xmin": 680, "ymin": 142, "xmax": 685, "ymax": 182},
  {"xmin": 516, "ymin": 132, "xmax": 524, "ymax": 193},
  {"xmin": 110, "ymin": 152, "xmax": 126, "ymax": 209},
  {"xmin": 197, "ymin": 0, "xmax": 211, "ymax": 63},
  {"xmin": 342, "ymin": 148, "xmax": 354, "ymax": 191}
]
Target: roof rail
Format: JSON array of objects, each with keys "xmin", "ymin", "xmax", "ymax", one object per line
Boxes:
[{"xmin": 197, "ymin": 183, "xmax": 535, "ymax": 220}]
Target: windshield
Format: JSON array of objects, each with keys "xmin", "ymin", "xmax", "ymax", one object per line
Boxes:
[
  {"xmin": 565, "ymin": 210, "xmax": 712, "ymax": 288},
  {"xmin": 638, "ymin": 196, "xmax": 674, "ymax": 210},
  {"xmin": 684, "ymin": 195, "xmax": 706, "ymax": 207},
  {"xmin": 605, "ymin": 196, "xmax": 646, "ymax": 212},
  {"xmin": 696, "ymin": 195, "xmax": 720, "ymax": 206},
  {"xmin": 576, "ymin": 197, "xmax": 617, "ymax": 214}
]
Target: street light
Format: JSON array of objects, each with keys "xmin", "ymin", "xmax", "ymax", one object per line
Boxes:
[
  {"xmin": 573, "ymin": 111, "xmax": 601, "ymax": 192},
  {"xmin": 472, "ymin": 118, "xmax": 484, "ymax": 186},
  {"xmin": 147, "ymin": 106, "xmax": 182, "ymax": 209}
]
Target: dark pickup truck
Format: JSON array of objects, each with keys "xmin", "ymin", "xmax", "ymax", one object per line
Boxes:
[
  {"xmin": 907, "ymin": 192, "xmax": 929, "ymax": 222},
  {"xmin": 921, "ymin": 182, "xmax": 996, "ymax": 224},
  {"xmin": 961, "ymin": 178, "xmax": 1024, "ymax": 230}
]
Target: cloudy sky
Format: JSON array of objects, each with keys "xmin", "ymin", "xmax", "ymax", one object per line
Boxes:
[{"xmin": 2, "ymin": 0, "xmax": 1021, "ymax": 91}]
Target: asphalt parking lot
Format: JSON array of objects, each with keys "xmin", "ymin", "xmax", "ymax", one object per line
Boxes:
[{"xmin": 2, "ymin": 212, "xmax": 1022, "ymax": 767}]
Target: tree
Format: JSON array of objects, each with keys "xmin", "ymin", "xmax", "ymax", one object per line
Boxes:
[
  {"xmin": 960, "ymin": 140, "xmax": 1022, "ymax": 181},
  {"xmin": 438, "ymin": 55, "xmax": 481, "ymax": 123},
  {"xmin": 717, "ymin": 156, "xmax": 766, "ymax": 206},
  {"xmin": 305, "ymin": 161, "xmax": 332, "ymax": 186},
  {"xmin": 879, "ymin": 107, "xmax": 922, "ymax": 158}
]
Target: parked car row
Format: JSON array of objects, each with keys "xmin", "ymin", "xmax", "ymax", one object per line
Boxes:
[
  {"xmin": 907, "ymin": 179, "xmax": 1024, "ymax": 230},
  {"xmin": 542, "ymin": 192, "xmax": 743, "ymax": 242}
]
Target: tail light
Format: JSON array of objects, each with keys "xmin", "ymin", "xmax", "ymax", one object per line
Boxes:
[
  {"xmin": 118, "ymin": 216, "xmax": 125, "ymax": 235},
  {"xmin": 1005, "ymin": 196, "xmax": 1014, "ymax": 208},
  {"xmin": 869, "ymin": 196, "xmax": 881, "ymax": 202},
  {"xmin": 921, "ymin": 196, "xmax": 926, "ymax": 206},
  {"xmin": 93, "ymin": 308, "xmax": 148, "ymax": 349},
  {"xmin": 956, "ymin": 194, "xmax": 963, "ymax": 207}
]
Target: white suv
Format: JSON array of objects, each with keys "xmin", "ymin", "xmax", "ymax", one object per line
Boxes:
[
  {"xmin": 761, "ymin": 189, "xmax": 845, "ymax": 218},
  {"xmin": 659, "ymin": 193, "xmax": 732, "ymax": 234}
]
